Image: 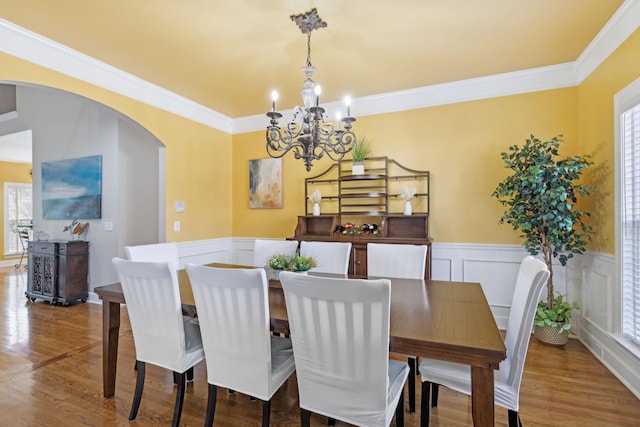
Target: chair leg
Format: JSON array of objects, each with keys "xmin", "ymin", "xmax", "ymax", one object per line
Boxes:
[
  {"xmin": 431, "ymin": 383, "xmax": 439, "ymax": 407},
  {"xmin": 508, "ymin": 409, "xmax": 522, "ymax": 427},
  {"xmin": 301, "ymin": 408, "xmax": 311, "ymax": 427},
  {"xmin": 173, "ymin": 371, "xmax": 179, "ymax": 384},
  {"xmin": 186, "ymin": 366, "xmax": 194, "ymax": 382},
  {"xmin": 129, "ymin": 361, "xmax": 146, "ymax": 421},
  {"xmin": 328, "ymin": 417, "xmax": 336, "ymax": 426},
  {"xmin": 395, "ymin": 387, "xmax": 405, "ymax": 426},
  {"xmin": 172, "ymin": 371, "xmax": 187, "ymax": 427},
  {"xmin": 262, "ymin": 399, "xmax": 271, "ymax": 427},
  {"xmin": 408, "ymin": 357, "xmax": 416, "ymax": 413},
  {"xmin": 420, "ymin": 380, "xmax": 431, "ymax": 427},
  {"xmin": 205, "ymin": 384, "xmax": 218, "ymax": 427}
]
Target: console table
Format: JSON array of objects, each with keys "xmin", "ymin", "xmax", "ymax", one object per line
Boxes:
[{"xmin": 26, "ymin": 240, "xmax": 89, "ymax": 306}]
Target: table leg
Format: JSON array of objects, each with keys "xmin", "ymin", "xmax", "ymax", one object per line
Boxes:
[
  {"xmin": 102, "ymin": 298, "xmax": 121, "ymax": 398},
  {"xmin": 471, "ymin": 365, "xmax": 495, "ymax": 427}
]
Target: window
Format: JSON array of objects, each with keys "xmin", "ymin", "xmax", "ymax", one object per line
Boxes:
[
  {"xmin": 3, "ymin": 183, "xmax": 32, "ymax": 256},
  {"xmin": 618, "ymin": 77, "xmax": 640, "ymax": 347}
]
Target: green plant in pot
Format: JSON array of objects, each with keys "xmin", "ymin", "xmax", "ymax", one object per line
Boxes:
[
  {"xmin": 266, "ymin": 253, "xmax": 318, "ymax": 279},
  {"xmin": 351, "ymin": 137, "xmax": 371, "ymax": 175},
  {"xmin": 492, "ymin": 134, "xmax": 594, "ymax": 345}
]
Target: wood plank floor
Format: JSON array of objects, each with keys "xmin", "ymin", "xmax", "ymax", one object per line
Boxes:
[{"xmin": 1, "ymin": 266, "xmax": 639, "ymax": 426}]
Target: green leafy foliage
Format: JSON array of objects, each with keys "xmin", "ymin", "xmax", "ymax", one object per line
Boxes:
[
  {"xmin": 351, "ymin": 137, "xmax": 371, "ymax": 163},
  {"xmin": 534, "ymin": 294, "xmax": 580, "ymax": 334},
  {"xmin": 492, "ymin": 134, "xmax": 593, "ymax": 319},
  {"xmin": 266, "ymin": 253, "xmax": 318, "ymax": 272}
]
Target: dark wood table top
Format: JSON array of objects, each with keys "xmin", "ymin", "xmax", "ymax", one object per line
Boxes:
[{"xmin": 95, "ymin": 263, "xmax": 505, "ymax": 367}]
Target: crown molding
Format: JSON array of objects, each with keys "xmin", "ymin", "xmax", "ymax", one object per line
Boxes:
[
  {"xmin": 575, "ymin": 0, "xmax": 640, "ymax": 83},
  {"xmin": 233, "ymin": 62, "xmax": 579, "ymax": 134},
  {"xmin": 0, "ymin": 18, "xmax": 233, "ymax": 134},
  {"xmin": 1, "ymin": 0, "xmax": 638, "ymax": 136}
]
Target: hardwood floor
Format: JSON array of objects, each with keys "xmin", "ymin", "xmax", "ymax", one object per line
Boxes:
[{"xmin": 1, "ymin": 266, "xmax": 639, "ymax": 426}]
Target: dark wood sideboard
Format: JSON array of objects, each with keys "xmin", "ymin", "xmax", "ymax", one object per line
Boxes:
[
  {"xmin": 292, "ymin": 214, "xmax": 432, "ymax": 279},
  {"xmin": 26, "ymin": 240, "xmax": 89, "ymax": 306}
]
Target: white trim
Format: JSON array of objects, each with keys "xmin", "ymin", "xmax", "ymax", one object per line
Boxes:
[
  {"xmin": 2, "ymin": 1, "xmax": 638, "ymax": 135},
  {"xmin": 576, "ymin": 0, "xmax": 640, "ymax": 83},
  {"xmin": 234, "ymin": 63, "xmax": 579, "ymax": 134},
  {"xmin": 0, "ymin": 19, "xmax": 233, "ymax": 134}
]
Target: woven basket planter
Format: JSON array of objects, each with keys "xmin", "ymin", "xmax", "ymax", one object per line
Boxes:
[{"xmin": 534, "ymin": 325, "xmax": 569, "ymax": 347}]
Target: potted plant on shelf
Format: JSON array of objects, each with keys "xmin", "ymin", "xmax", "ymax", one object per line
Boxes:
[
  {"xmin": 266, "ymin": 253, "xmax": 318, "ymax": 280},
  {"xmin": 492, "ymin": 134, "xmax": 594, "ymax": 346},
  {"xmin": 351, "ymin": 137, "xmax": 371, "ymax": 175}
]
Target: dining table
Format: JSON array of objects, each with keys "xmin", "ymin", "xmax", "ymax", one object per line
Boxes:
[{"xmin": 95, "ymin": 263, "xmax": 506, "ymax": 426}]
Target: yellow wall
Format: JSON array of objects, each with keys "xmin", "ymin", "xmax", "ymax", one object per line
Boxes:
[
  {"xmin": 233, "ymin": 88, "xmax": 579, "ymax": 244},
  {"xmin": 0, "ymin": 52, "xmax": 233, "ymax": 241},
  {"xmin": 4, "ymin": 25, "xmax": 640, "ymax": 254},
  {"xmin": 0, "ymin": 161, "xmax": 32, "ymax": 261},
  {"xmin": 579, "ymin": 28, "xmax": 640, "ymax": 254}
]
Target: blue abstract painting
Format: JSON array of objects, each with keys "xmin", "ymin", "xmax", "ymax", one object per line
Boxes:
[{"xmin": 42, "ymin": 155, "xmax": 102, "ymax": 219}]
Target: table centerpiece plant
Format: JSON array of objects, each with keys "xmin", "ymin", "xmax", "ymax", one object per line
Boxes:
[
  {"xmin": 266, "ymin": 253, "xmax": 318, "ymax": 279},
  {"xmin": 492, "ymin": 134, "xmax": 594, "ymax": 345}
]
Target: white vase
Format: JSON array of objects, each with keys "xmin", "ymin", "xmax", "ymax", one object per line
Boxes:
[
  {"xmin": 403, "ymin": 201, "xmax": 412, "ymax": 216},
  {"xmin": 352, "ymin": 162, "xmax": 365, "ymax": 175},
  {"xmin": 313, "ymin": 203, "xmax": 320, "ymax": 216}
]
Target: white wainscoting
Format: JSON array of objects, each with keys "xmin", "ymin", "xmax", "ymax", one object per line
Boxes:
[{"xmin": 86, "ymin": 237, "xmax": 639, "ymax": 398}]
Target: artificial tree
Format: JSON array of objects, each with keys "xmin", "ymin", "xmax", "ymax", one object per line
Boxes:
[{"xmin": 492, "ymin": 134, "xmax": 594, "ymax": 319}]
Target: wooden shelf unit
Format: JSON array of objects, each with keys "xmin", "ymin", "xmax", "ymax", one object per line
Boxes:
[{"xmin": 304, "ymin": 156, "xmax": 430, "ymax": 218}]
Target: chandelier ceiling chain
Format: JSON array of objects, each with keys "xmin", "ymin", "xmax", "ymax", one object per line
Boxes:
[{"xmin": 266, "ymin": 8, "xmax": 356, "ymax": 171}]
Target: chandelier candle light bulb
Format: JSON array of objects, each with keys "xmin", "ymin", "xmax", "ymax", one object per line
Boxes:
[{"xmin": 265, "ymin": 8, "xmax": 356, "ymax": 171}]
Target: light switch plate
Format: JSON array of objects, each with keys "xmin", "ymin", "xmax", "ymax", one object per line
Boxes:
[
  {"xmin": 174, "ymin": 201, "xmax": 185, "ymax": 213},
  {"xmin": 104, "ymin": 221, "xmax": 113, "ymax": 231}
]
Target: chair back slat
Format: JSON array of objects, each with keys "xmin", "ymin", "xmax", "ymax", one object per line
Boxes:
[
  {"xmin": 280, "ymin": 271, "xmax": 392, "ymax": 425},
  {"xmin": 111, "ymin": 258, "xmax": 188, "ymax": 369},
  {"xmin": 125, "ymin": 242, "xmax": 180, "ymax": 272},
  {"xmin": 300, "ymin": 241, "xmax": 351, "ymax": 275},
  {"xmin": 367, "ymin": 242, "xmax": 428, "ymax": 279},
  {"xmin": 503, "ymin": 256, "xmax": 549, "ymax": 392},
  {"xmin": 253, "ymin": 239, "xmax": 299, "ymax": 267},
  {"xmin": 186, "ymin": 265, "xmax": 275, "ymax": 399}
]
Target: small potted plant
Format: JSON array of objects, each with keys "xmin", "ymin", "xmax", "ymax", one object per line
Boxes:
[
  {"xmin": 351, "ymin": 137, "xmax": 371, "ymax": 175},
  {"xmin": 266, "ymin": 253, "xmax": 318, "ymax": 280},
  {"xmin": 492, "ymin": 134, "xmax": 593, "ymax": 346}
]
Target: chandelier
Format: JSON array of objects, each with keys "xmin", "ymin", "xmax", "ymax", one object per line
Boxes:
[{"xmin": 266, "ymin": 8, "xmax": 356, "ymax": 171}]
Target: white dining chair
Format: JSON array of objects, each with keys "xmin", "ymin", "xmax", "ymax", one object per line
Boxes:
[
  {"xmin": 253, "ymin": 239, "xmax": 299, "ymax": 267},
  {"xmin": 419, "ymin": 255, "xmax": 549, "ymax": 427},
  {"xmin": 185, "ymin": 264, "xmax": 296, "ymax": 427},
  {"xmin": 367, "ymin": 242, "xmax": 428, "ymax": 280},
  {"xmin": 367, "ymin": 242, "xmax": 429, "ymax": 413},
  {"xmin": 125, "ymin": 242, "xmax": 180, "ymax": 272},
  {"xmin": 279, "ymin": 271, "xmax": 409, "ymax": 427},
  {"xmin": 111, "ymin": 258, "xmax": 205, "ymax": 427},
  {"xmin": 299, "ymin": 240, "xmax": 352, "ymax": 275}
]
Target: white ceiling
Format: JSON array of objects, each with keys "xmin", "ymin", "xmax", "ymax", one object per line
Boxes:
[{"xmin": 0, "ymin": 128, "xmax": 31, "ymax": 164}]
